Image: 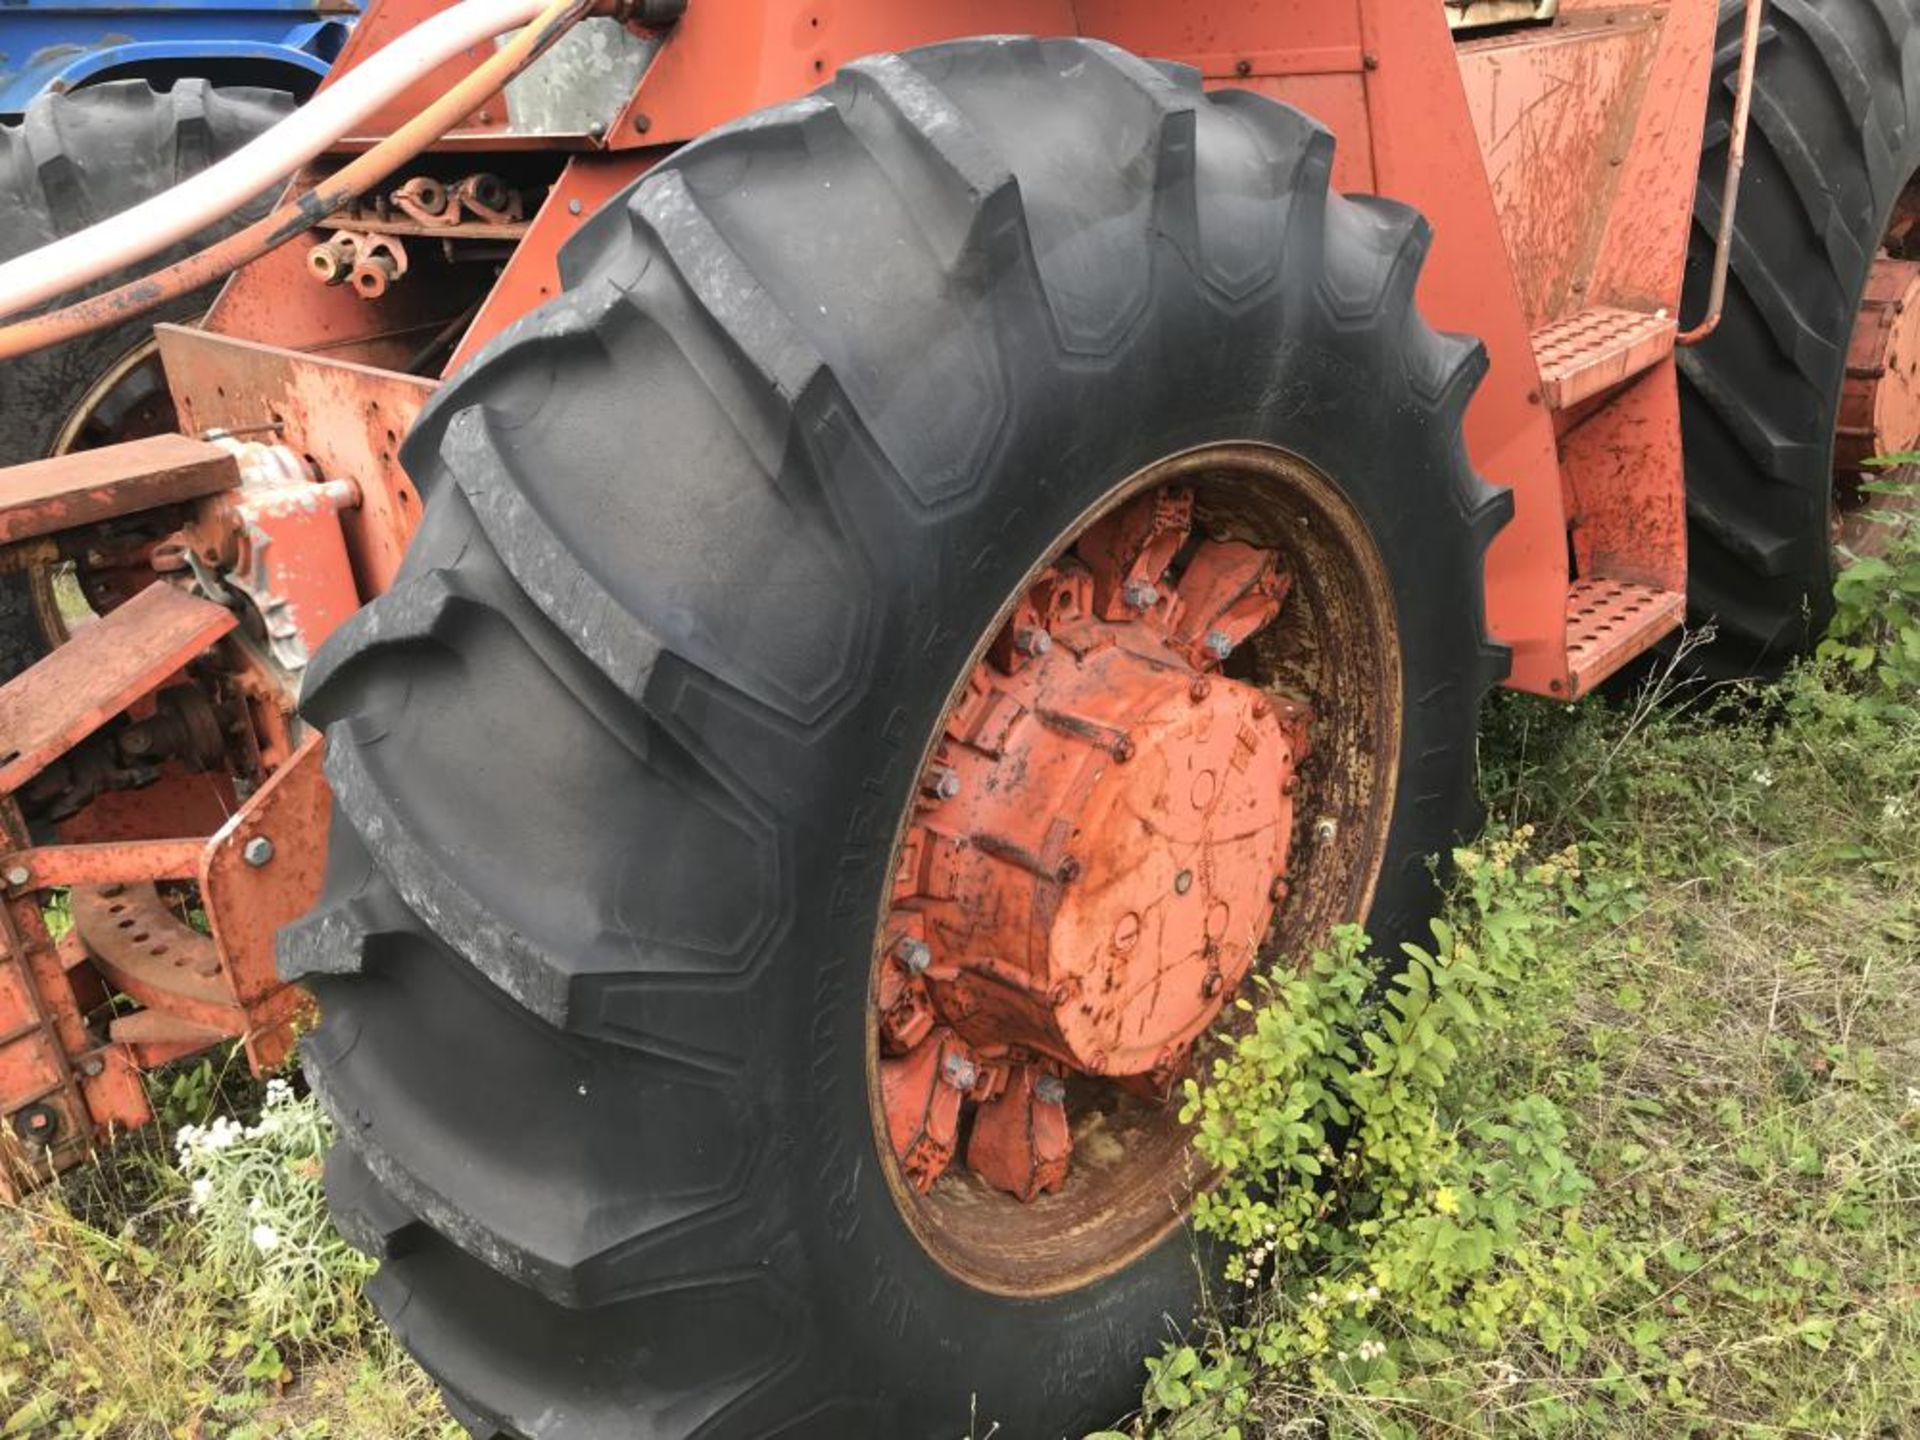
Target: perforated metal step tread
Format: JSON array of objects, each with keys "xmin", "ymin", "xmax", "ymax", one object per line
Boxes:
[
  {"xmin": 1533, "ymin": 306, "xmax": 1676, "ymax": 410},
  {"xmin": 1566, "ymin": 578, "xmax": 1685, "ymax": 695}
]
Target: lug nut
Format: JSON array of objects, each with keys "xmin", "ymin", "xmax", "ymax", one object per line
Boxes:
[
  {"xmin": 922, "ymin": 765, "xmax": 962, "ymax": 801},
  {"xmin": 1034, "ymin": 1074, "xmax": 1067, "ymax": 1106},
  {"xmin": 1205, "ymin": 630, "xmax": 1234, "ymax": 661},
  {"xmin": 941, "ymin": 1050, "xmax": 978, "ymax": 1091},
  {"xmin": 1014, "ymin": 626, "xmax": 1052, "ymax": 657},
  {"xmin": 895, "ymin": 936, "xmax": 932, "ymax": 974},
  {"xmin": 242, "ymin": 837, "xmax": 275, "ymax": 868},
  {"xmin": 1122, "ymin": 579, "xmax": 1159, "ymax": 611},
  {"xmin": 1314, "ymin": 817, "xmax": 1339, "ymax": 845}
]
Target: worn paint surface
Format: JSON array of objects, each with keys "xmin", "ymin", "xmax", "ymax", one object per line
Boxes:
[
  {"xmin": 0, "ymin": 583, "xmax": 236, "ymax": 797},
  {"xmin": 0, "ymin": 433, "xmax": 237, "ymax": 545},
  {"xmin": 877, "ymin": 488, "xmax": 1305, "ymax": 1200},
  {"xmin": 159, "ymin": 325, "xmax": 434, "ymax": 597}
]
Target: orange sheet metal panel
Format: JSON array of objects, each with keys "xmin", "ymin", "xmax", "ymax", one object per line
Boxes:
[
  {"xmin": 1458, "ymin": 2, "xmax": 1717, "ymax": 327},
  {"xmin": 158, "ymin": 327, "xmax": 438, "ymax": 598},
  {"xmin": 1356, "ymin": 3, "xmax": 1569, "ymax": 692}
]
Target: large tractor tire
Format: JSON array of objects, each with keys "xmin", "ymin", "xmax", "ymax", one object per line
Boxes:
[
  {"xmin": 0, "ymin": 80, "xmax": 294, "ymax": 676},
  {"xmin": 288, "ymin": 38, "xmax": 1508, "ymax": 1438},
  {"xmin": 1678, "ymin": 0, "xmax": 1920, "ymax": 674}
]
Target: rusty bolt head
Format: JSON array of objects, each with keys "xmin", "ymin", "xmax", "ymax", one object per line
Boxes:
[
  {"xmin": 1014, "ymin": 626, "xmax": 1052, "ymax": 657},
  {"xmin": 1313, "ymin": 817, "xmax": 1339, "ymax": 845},
  {"xmin": 1122, "ymin": 579, "xmax": 1159, "ymax": 611},
  {"xmin": 4, "ymin": 865, "xmax": 30, "ymax": 888},
  {"xmin": 1056, "ymin": 856, "xmax": 1082, "ymax": 883},
  {"xmin": 895, "ymin": 936, "xmax": 932, "ymax": 974},
  {"xmin": 1112, "ymin": 737, "xmax": 1135, "ymax": 764},
  {"xmin": 1205, "ymin": 630, "xmax": 1234, "ymax": 661},
  {"xmin": 923, "ymin": 765, "xmax": 961, "ymax": 801},
  {"xmin": 242, "ymin": 837, "xmax": 275, "ymax": 868},
  {"xmin": 1201, "ymin": 972, "xmax": 1222, "ymax": 998},
  {"xmin": 941, "ymin": 1050, "xmax": 978, "ymax": 1091},
  {"xmin": 1174, "ymin": 869, "xmax": 1193, "ymax": 895},
  {"xmin": 1189, "ymin": 676, "xmax": 1212, "ymax": 702},
  {"xmin": 1034, "ymin": 1074, "xmax": 1068, "ymax": 1106}
]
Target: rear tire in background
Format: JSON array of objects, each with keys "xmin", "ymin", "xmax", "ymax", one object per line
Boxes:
[
  {"xmin": 0, "ymin": 80, "xmax": 294, "ymax": 676},
  {"xmin": 287, "ymin": 38, "xmax": 1508, "ymax": 1438},
  {"xmin": 1677, "ymin": 0, "xmax": 1920, "ymax": 674}
]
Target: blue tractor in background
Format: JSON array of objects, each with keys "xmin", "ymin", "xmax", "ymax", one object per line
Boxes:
[{"xmin": 0, "ymin": 0, "xmax": 355, "ymax": 116}]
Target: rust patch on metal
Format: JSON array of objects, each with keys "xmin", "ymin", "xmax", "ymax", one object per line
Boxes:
[
  {"xmin": 200, "ymin": 732, "xmax": 328, "ymax": 1072},
  {"xmin": 157, "ymin": 325, "xmax": 434, "ymax": 599},
  {"xmin": 0, "ymin": 433, "xmax": 238, "ymax": 545},
  {"xmin": 1836, "ymin": 258, "xmax": 1920, "ymax": 478},
  {"xmin": 870, "ymin": 443, "xmax": 1402, "ymax": 1297},
  {"xmin": 0, "ymin": 583, "xmax": 236, "ymax": 795}
]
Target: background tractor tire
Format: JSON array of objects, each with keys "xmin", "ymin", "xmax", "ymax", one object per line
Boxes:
[
  {"xmin": 288, "ymin": 38, "xmax": 1509, "ymax": 1439},
  {"xmin": 0, "ymin": 79, "xmax": 294, "ymax": 677},
  {"xmin": 1677, "ymin": 0, "xmax": 1920, "ymax": 674}
]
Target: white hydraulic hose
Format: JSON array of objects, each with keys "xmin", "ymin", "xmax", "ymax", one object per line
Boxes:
[{"xmin": 0, "ymin": 0, "xmax": 546, "ymax": 321}]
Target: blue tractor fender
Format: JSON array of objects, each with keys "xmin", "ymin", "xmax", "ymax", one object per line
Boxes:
[{"xmin": 0, "ymin": 1, "xmax": 357, "ymax": 117}]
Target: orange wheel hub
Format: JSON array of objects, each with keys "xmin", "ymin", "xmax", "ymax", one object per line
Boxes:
[{"xmin": 877, "ymin": 486, "xmax": 1311, "ymax": 1202}]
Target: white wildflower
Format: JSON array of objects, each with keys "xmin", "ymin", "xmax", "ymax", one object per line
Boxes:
[
  {"xmin": 1750, "ymin": 767, "xmax": 1775, "ymax": 788},
  {"xmin": 1885, "ymin": 795, "xmax": 1912, "ymax": 823},
  {"xmin": 251, "ymin": 1223, "xmax": 280, "ymax": 1254},
  {"xmin": 189, "ymin": 1177, "xmax": 212, "ymax": 1210}
]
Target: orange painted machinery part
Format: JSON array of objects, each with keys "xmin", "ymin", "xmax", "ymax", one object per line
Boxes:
[
  {"xmin": 877, "ymin": 489, "xmax": 1308, "ymax": 1198},
  {"xmin": 0, "ymin": 422, "xmax": 353, "ymax": 1193},
  {"xmin": 1836, "ymin": 258, "xmax": 1920, "ymax": 480}
]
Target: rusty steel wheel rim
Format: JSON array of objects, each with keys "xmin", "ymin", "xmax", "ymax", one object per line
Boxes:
[{"xmin": 866, "ymin": 442, "xmax": 1404, "ymax": 1297}]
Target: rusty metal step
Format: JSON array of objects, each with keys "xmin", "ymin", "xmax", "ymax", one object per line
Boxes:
[
  {"xmin": 0, "ymin": 432, "xmax": 237, "ymax": 544},
  {"xmin": 0, "ymin": 582, "xmax": 236, "ymax": 795},
  {"xmin": 1533, "ymin": 306, "xmax": 1677, "ymax": 411},
  {"xmin": 1565, "ymin": 577, "xmax": 1686, "ymax": 696},
  {"xmin": 70, "ymin": 885, "xmax": 245, "ymax": 1035}
]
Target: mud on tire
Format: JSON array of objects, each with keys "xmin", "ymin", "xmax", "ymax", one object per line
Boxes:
[{"xmin": 290, "ymin": 38, "xmax": 1509, "ymax": 1438}]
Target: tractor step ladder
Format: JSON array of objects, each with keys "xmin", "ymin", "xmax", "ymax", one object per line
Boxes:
[
  {"xmin": 1563, "ymin": 578, "xmax": 1688, "ymax": 693},
  {"xmin": 1532, "ymin": 306, "xmax": 1677, "ymax": 412},
  {"xmin": 1533, "ymin": 306, "xmax": 1689, "ymax": 694}
]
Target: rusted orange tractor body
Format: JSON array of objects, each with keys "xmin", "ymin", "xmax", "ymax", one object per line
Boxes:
[{"xmin": 0, "ymin": 1, "xmax": 1756, "ymax": 1189}]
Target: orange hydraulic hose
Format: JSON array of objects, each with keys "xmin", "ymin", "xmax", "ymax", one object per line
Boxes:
[
  {"xmin": 1677, "ymin": 0, "xmax": 1767, "ymax": 347},
  {"xmin": 0, "ymin": 0, "xmax": 592, "ymax": 363}
]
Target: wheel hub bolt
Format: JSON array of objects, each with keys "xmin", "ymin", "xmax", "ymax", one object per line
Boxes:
[
  {"xmin": 1122, "ymin": 579, "xmax": 1159, "ymax": 611},
  {"xmin": 1205, "ymin": 629, "xmax": 1234, "ymax": 660},
  {"xmin": 922, "ymin": 766, "xmax": 962, "ymax": 801},
  {"xmin": 941, "ymin": 1051, "xmax": 978, "ymax": 1091},
  {"xmin": 895, "ymin": 936, "xmax": 932, "ymax": 974},
  {"xmin": 1314, "ymin": 817, "xmax": 1339, "ymax": 844},
  {"xmin": 242, "ymin": 837, "xmax": 275, "ymax": 868},
  {"xmin": 1034, "ymin": 1074, "xmax": 1067, "ymax": 1106},
  {"xmin": 1015, "ymin": 626, "xmax": 1052, "ymax": 657}
]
